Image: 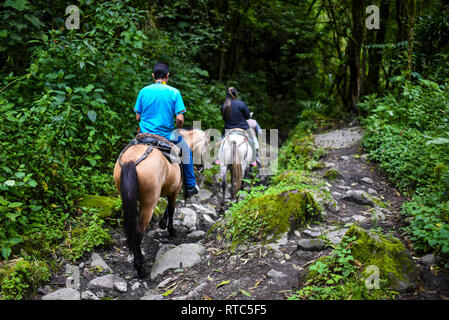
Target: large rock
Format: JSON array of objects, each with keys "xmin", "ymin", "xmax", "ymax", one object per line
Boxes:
[
  {"xmin": 361, "ymin": 177, "xmax": 374, "ymax": 184},
  {"xmin": 323, "ymin": 168, "xmax": 342, "ymax": 181},
  {"xmin": 41, "ymin": 288, "xmax": 80, "ymax": 300},
  {"xmin": 90, "ymin": 253, "xmax": 113, "ymax": 273},
  {"xmin": 195, "ymin": 189, "xmax": 213, "ymax": 201},
  {"xmin": 150, "ymin": 243, "xmax": 206, "ymax": 279},
  {"xmin": 325, "ymin": 198, "xmax": 339, "ymax": 213},
  {"xmin": 187, "ymin": 230, "xmax": 206, "ymax": 240},
  {"xmin": 198, "ymin": 214, "xmax": 215, "ymax": 231},
  {"xmin": 297, "ymin": 239, "xmax": 327, "ymax": 251},
  {"xmin": 186, "ymin": 283, "xmax": 208, "ymax": 299},
  {"xmin": 81, "ymin": 290, "xmax": 100, "ymax": 300},
  {"xmin": 343, "ymin": 190, "xmax": 378, "ymax": 206},
  {"xmin": 177, "ymin": 207, "xmax": 197, "ymax": 231},
  {"xmin": 267, "ymin": 269, "xmax": 287, "ymax": 278},
  {"xmin": 87, "ymin": 274, "xmax": 126, "ymax": 290},
  {"xmin": 224, "ymin": 189, "xmax": 322, "ymax": 243},
  {"xmin": 344, "ymin": 226, "xmax": 416, "ymax": 293},
  {"xmin": 324, "ymin": 227, "xmax": 348, "ymax": 245},
  {"xmin": 190, "ymin": 203, "xmax": 217, "ymax": 218}
]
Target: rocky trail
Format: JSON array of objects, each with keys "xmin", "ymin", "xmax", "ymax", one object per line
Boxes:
[{"xmin": 37, "ymin": 127, "xmax": 449, "ymax": 301}]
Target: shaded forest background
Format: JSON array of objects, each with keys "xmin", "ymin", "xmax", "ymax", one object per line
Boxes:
[{"xmin": 1, "ymin": 0, "xmax": 449, "ymax": 299}]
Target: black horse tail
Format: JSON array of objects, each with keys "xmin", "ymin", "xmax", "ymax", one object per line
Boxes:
[{"xmin": 120, "ymin": 161, "xmax": 140, "ymax": 253}]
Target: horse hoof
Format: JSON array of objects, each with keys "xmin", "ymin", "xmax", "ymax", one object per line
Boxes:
[
  {"xmin": 136, "ymin": 267, "xmax": 147, "ymax": 279},
  {"xmin": 159, "ymin": 220, "xmax": 167, "ymax": 230},
  {"xmin": 168, "ymin": 228, "xmax": 177, "ymax": 238}
]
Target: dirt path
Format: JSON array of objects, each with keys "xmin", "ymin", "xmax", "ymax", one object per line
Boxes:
[{"xmin": 38, "ymin": 127, "xmax": 449, "ymax": 300}]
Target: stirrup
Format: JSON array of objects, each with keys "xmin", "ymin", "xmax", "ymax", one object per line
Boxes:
[{"xmin": 184, "ymin": 185, "xmax": 200, "ymax": 200}]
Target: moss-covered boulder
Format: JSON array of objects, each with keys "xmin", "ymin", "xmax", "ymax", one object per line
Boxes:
[
  {"xmin": 225, "ymin": 188, "xmax": 322, "ymax": 245},
  {"xmin": 272, "ymin": 170, "xmax": 309, "ymax": 186},
  {"xmin": 345, "ymin": 226, "xmax": 416, "ymax": 292},
  {"xmin": 306, "ymin": 160, "xmax": 326, "ymax": 171},
  {"xmin": 323, "ymin": 168, "xmax": 342, "ymax": 181},
  {"xmin": 79, "ymin": 195, "xmax": 121, "ymax": 219}
]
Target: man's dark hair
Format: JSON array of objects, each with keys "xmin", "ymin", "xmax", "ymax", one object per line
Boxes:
[{"xmin": 153, "ymin": 62, "xmax": 169, "ymax": 80}]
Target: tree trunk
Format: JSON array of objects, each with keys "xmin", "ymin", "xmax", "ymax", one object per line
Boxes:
[
  {"xmin": 347, "ymin": 0, "xmax": 365, "ymax": 114},
  {"xmin": 366, "ymin": 0, "xmax": 391, "ymax": 94},
  {"xmin": 406, "ymin": 0, "xmax": 416, "ymax": 81},
  {"xmin": 395, "ymin": 0, "xmax": 408, "ymax": 42}
]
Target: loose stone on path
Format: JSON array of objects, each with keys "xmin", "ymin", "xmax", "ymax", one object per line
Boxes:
[
  {"xmin": 87, "ymin": 274, "xmax": 127, "ymax": 290},
  {"xmin": 90, "ymin": 252, "xmax": 113, "ymax": 273},
  {"xmin": 41, "ymin": 288, "xmax": 81, "ymax": 300},
  {"xmin": 297, "ymin": 239, "xmax": 327, "ymax": 251},
  {"xmin": 150, "ymin": 243, "xmax": 206, "ymax": 279}
]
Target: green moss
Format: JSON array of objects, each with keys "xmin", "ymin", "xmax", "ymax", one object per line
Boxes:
[
  {"xmin": 345, "ymin": 226, "xmax": 416, "ymax": 289},
  {"xmin": 323, "ymin": 168, "xmax": 342, "ymax": 181},
  {"xmin": 272, "ymin": 170, "xmax": 308, "ymax": 186},
  {"xmin": 79, "ymin": 195, "xmax": 121, "ymax": 219},
  {"xmin": 306, "ymin": 160, "xmax": 326, "ymax": 171},
  {"xmin": 225, "ymin": 188, "xmax": 322, "ymax": 245},
  {"xmin": 0, "ymin": 258, "xmax": 50, "ymax": 300}
]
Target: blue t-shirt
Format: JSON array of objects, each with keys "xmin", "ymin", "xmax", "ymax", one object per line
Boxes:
[{"xmin": 134, "ymin": 83, "xmax": 186, "ymax": 140}]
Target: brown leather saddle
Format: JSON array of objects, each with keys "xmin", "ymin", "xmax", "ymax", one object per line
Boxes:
[{"xmin": 118, "ymin": 133, "xmax": 181, "ymax": 167}]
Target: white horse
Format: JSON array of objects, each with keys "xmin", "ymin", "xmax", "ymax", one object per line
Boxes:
[{"xmin": 218, "ymin": 129, "xmax": 253, "ymax": 208}]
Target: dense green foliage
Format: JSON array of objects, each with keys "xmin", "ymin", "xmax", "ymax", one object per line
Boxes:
[
  {"xmin": 1, "ymin": 0, "xmax": 449, "ymax": 299},
  {"xmin": 360, "ymin": 79, "xmax": 449, "ymax": 264},
  {"xmin": 289, "ymin": 234, "xmax": 397, "ymax": 300}
]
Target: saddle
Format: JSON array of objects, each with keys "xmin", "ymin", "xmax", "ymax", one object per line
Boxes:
[
  {"xmin": 225, "ymin": 128, "xmax": 248, "ymax": 138},
  {"xmin": 118, "ymin": 133, "xmax": 181, "ymax": 167}
]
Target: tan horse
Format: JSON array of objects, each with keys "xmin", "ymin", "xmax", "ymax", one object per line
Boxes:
[
  {"xmin": 113, "ymin": 139, "xmax": 182, "ymax": 278},
  {"xmin": 178, "ymin": 128, "xmax": 209, "ymax": 168}
]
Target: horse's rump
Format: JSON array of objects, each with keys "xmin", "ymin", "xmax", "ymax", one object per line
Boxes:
[
  {"xmin": 178, "ymin": 128, "xmax": 208, "ymax": 165},
  {"xmin": 218, "ymin": 132, "xmax": 251, "ymax": 166}
]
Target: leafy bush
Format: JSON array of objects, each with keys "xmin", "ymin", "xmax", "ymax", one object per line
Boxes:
[
  {"xmin": 0, "ymin": 258, "xmax": 50, "ymax": 300},
  {"xmin": 0, "ymin": 0, "xmax": 223, "ymax": 263},
  {"xmin": 360, "ymin": 79, "xmax": 449, "ymax": 264},
  {"xmin": 289, "ymin": 235, "xmax": 397, "ymax": 300}
]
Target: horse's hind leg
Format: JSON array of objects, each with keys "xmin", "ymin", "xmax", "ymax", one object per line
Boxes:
[
  {"xmin": 159, "ymin": 195, "xmax": 177, "ymax": 237},
  {"xmin": 135, "ymin": 196, "xmax": 158, "ymax": 278},
  {"xmin": 133, "ymin": 225, "xmax": 146, "ymax": 278},
  {"xmin": 159, "ymin": 201, "xmax": 169, "ymax": 230},
  {"xmin": 166, "ymin": 194, "xmax": 178, "ymax": 237},
  {"xmin": 220, "ymin": 164, "xmax": 227, "ymax": 208}
]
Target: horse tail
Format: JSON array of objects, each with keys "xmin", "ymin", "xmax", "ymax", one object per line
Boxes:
[
  {"xmin": 120, "ymin": 161, "xmax": 140, "ymax": 253},
  {"xmin": 232, "ymin": 140, "xmax": 242, "ymax": 195}
]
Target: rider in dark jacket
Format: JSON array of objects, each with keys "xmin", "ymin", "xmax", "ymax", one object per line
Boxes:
[
  {"xmin": 220, "ymin": 87, "xmax": 250, "ymax": 132},
  {"xmin": 219, "ymin": 87, "xmax": 258, "ymax": 165}
]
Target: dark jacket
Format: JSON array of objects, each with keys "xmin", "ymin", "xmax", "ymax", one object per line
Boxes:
[{"xmin": 221, "ymin": 100, "xmax": 250, "ymax": 131}]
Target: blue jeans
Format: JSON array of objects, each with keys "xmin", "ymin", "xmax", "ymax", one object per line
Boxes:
[{"xmin": 170, "ymin": 134, "xmax": 196, "ymax": 189}]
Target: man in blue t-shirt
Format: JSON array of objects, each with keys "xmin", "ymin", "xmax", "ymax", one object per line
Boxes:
[{"xmin": 133, "ymin": 62, "xmax": 198, "ymax": 198}]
